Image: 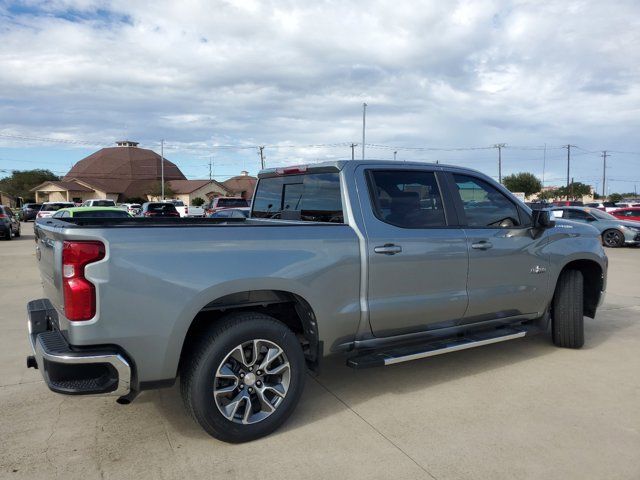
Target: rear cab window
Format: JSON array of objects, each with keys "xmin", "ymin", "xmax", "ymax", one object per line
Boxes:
[
  {"xmin": 252, "ymin": 172, "xmax": 343, "ymax": 223},
  {"xmin": 42, "ymin": 203, "xmax": 73, "ymax": 212},
  {"xmin": 148, "ymin": 203, "xmax": 178, "ymax": 213}
]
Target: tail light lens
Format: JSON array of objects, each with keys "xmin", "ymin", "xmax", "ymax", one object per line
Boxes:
[
  {"xmin": 62, "ymin": 241, "xmax": 105, "ymax": 321},
  {"xmin": 185, "ymin": 206, "xmax": 188, "ymax": 215},
  {"xmin": 0, "ymin": 213, "xmax": 6, "ymax": 218}
]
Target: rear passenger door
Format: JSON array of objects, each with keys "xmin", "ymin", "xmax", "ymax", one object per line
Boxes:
[
  {"xmin": 357, "ymin": 166, "xmax": 469, "ymax": 337},
  {"xmin": 447, "ymin": 173, "xmax": 550, "ymax": 323}
]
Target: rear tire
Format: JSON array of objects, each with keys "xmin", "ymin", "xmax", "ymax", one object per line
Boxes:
[
  {"xmin": 552, "ymin": 269, "xmax": 584, "ymax": 348},
  {"xmin": 180, "ymin": 311, "xmax": 306, "ymax": 443},
  {"xmin": 602, "ymin": 229, "xmax": 624, "ymax": 248}
]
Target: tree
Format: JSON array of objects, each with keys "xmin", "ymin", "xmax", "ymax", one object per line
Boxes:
[
  {"xmin": 0, "ymin": 169, "xmax": 59, "ymax": 202},
  {"xmin": 555, "ymin": 182, "xmax": 592, "ymax": 200},
  {"xmin": 502, "ymin": 172, "xmax": 543, "ymax": 198},
  {"xmin": 538, "ymin": 189, "xmax": 558, "ymax": 201},
  {"xmin": 192, "ymin": 196, "xmax": 205, "ymax": 207},
  {"xmin": 609, "ymin": 193, "xmax": 623, "ymax": 203},
  {"xmin": 147, "ymin": 181, "xmax": 175, "ymax": 199}
]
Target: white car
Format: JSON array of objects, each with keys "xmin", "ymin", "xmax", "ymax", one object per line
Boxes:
[
  {"xmin": 186, "ymin": 205, "xmax": 205, "ymax": 217},
  {"xmin": 36, "ymin": 202, "xmax": 75, "ymax": 219},
  {"xmin": 120, "ymin": 203, "xmax": 142, "ymax": 216},
  {"xmin": 81, "ymin": 199, "xmax": 116, "ymax": 207}
]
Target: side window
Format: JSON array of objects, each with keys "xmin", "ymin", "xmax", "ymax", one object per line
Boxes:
[
  {"xmin": 564, "ymin": 209, "xmax": 592, "ymax": 222},
  {"xmin": 453, "ymin": 174, "xmax": 521, "ymax": 228},
  {"xmin": 367, "ymin": 170, "xmax": 447, "ymax": 228}
]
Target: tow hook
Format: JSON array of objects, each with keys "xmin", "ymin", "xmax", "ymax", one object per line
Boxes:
[{"xmin": 26, "ymin": 355, "xmax": 38, "ymax": 369}]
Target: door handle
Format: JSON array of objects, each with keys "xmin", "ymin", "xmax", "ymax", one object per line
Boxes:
[
  {"xmin": 471, "ymin": 241, "xmax": 493, "ymax": 250},
  {"xmin": 374, "ymin": 244, "xmax": 402, "ymax": 255}
]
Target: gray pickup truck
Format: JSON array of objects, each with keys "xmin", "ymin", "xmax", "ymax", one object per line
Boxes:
[{"xmin": 27, "ymin": 160, "xmax": 607, "ymax": 442}]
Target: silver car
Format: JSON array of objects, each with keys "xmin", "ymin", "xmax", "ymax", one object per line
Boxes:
[{"xmin": 552, "ymin": 206, "xmax": 640, "ymax": 247}]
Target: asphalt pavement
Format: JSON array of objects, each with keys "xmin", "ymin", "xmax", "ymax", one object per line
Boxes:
[{"xmin": 1, "ymin": 223, "xmax": 638, "ymax": 479}]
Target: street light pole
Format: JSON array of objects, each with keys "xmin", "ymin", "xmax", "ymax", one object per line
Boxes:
[{"xmin": 161, "ymin": 139, "xmax": 165, "ymax": 201}]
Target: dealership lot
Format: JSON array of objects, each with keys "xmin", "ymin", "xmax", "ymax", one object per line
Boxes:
[{"xmin": 1, "ymin": 224, "xmax": 639, "ymax": 480}]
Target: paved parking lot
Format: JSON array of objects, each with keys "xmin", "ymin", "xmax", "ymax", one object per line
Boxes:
[{"xmin": 1, "ymin": 223, "xmax": 639, "ymax": 480}]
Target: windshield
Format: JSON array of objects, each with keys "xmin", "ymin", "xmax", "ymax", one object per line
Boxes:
[
  {"xmin": 74, "ymin": 210, "xmax": 130, "ymax": 218},
  {"xmin": 42, "ymin": 203, "xmax": 73, "ymax": 211},
  {"xmin": 218, "ymin": 198, "xmax": 248, "ymax": 208},
  {"xmin": 90, "ymin": 200, "xmax": 116, "ymax": 206},
  {"xmin": 590, "ymin": 209, "xmax": 616, "ymax": 220}
]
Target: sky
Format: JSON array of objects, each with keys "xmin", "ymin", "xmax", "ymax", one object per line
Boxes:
[{"xmin": 1, "ymin": 0, "xmax": 639, "ymax": 195}]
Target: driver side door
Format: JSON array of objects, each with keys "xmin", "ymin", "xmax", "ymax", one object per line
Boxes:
[{"xmin": 448, "ymin": 172, "xmax": 550, "ymax": 324}]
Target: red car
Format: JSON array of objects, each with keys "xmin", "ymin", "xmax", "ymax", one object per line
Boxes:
[{"xmin": 610, "ymin": 207, "xmax": 640, "ymax": 222}]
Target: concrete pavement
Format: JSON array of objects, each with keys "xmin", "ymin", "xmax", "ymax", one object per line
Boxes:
[{"xmin": 1, "ymin": 223, "xmax": 638, "ymax": 479}]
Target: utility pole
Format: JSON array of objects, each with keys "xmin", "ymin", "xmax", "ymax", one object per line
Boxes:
[
  {"xmin": 564, "ymin": 144, "xmax": 575, "ymax": 196},
  {"xmin": 601, "ymin": 150, "xmax": 609, "ymax": 197},
  {"xmin": 494, "ymin": 144, "xmax": 506, "ymax": 183},
  {"xmin": 542, "ymin": 143, "xmax": 547, "ymax": 186},
  {"xmin": 393, "ymin": 151, "xmax": 397, "ymax": 161},
  {"xmin": 350, "ymin": 143, "xmax": 356, "ymax": 160},
  {"xmin": 259, "ymin": 146, "xmax": 265, "ymax": 170},
  {"xmin": 361, "ymin": 103, "xmax": 367, "ymax": 160},
  {"xmin": 160, "ymin": 139, "xmax": 165, "ymax": 201},
  {"xmin": 209, "ymin": 156, "xmax": 213, "ymax": 181}
]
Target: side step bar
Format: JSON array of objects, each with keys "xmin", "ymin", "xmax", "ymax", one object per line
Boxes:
[{"xmin": 347, "ymin": 328, "xmax": 526, "ymax": 369}]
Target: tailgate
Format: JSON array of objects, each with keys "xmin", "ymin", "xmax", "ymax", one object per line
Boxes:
[{"xmin": 35, "ymin": 222, "xmax": 65, "ymax": 315}]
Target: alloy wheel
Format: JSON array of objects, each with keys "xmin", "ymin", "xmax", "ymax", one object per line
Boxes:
[{"xmin": 213, "ymin": 339, "xmax": 291, "ymax": 425}]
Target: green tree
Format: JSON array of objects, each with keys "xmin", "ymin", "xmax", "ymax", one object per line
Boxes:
[
  {"xmin": 502, "ymin": 172, "xmax": 543, "ymax": 198},
  {"xmin": 192, "ymin": 196, "xmax": 205, "ymax": 207},
  {"xmin": 555, "ymin": 182, "xmax": 592, "ymax": 200},
  {"xmin": 147, "ymin": 181, "xmax": 175, "ymax": 199},
  {"xmin": 609, "ymin": 193, "xmax": 623, "ymax": 203},
  {"xmin": 538, "ymin": 189, "xmax": 558, "ymax": 201},
  {"xmin": 0, "ymin": 169, "xmax": 59, "ymax": 201}
]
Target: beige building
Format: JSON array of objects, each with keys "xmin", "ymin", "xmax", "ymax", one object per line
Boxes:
[{"xmin": 150, "ymin": 180, "xmax": 231, "ymax": 205}]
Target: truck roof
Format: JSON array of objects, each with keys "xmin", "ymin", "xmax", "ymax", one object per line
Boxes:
[{"xmin": 258, "ymin": 159, "xmax": 475, "ymax": 178}]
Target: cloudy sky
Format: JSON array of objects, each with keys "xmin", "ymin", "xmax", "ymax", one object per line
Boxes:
[{"xmin": 1, "ymin": 0, "xmax": 639, "ymax": 194}]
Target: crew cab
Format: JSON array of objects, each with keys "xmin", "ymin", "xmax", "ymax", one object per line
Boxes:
[{"xmin": 27, "ymin": 161, "xmax": 607, "ymax": 443}]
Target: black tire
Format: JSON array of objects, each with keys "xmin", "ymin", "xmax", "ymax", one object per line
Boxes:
[
  {"xmin": 5, "ymin": 228, "xmax": 12, "ymax": 241},
  {"xmin": 602, "ymin": 229, "xmax": 624, "ymax": 248},
  {"xmin": 14, "ymin": 226, "xmax": 20, "ymax": 238},
  {"xmin": 180, "ymin": 311, "xmax": 306, "ymax": 443},
  {"xmin": 552, "ymin": 269, "xmax": 584, "ymax": 348}
]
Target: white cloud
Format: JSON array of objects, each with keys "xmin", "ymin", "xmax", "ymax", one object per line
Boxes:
[{"xmin": 0, "ymin": 0, "xmax": 639, "ymax": 188}]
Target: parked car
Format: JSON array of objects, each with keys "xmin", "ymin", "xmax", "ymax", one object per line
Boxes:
[
  {"xmin": 51, "ymin": 207, "xmax": 132, "ymax": 219},
  {"xmin": 0, "ymin": 205, "xmax": 21, "ymax": 240},
  {"xmin": 162, "ymin": 199, "xmax": 188, "ymax": 217},
  {"xmin": 552, "ymin": 200, "xmax": 584, "ymax": 207},
  {"xmin": 609, "ymin": 207, "xmax": 640, "ymax": 222},
  {"xmin": 36, "ymin": 202, "xmax": 75, "ymax": 219},
  {"xmin": 138, "ymin": 202, "xmax": 180, "ymax": 217},
  {"xmin": 208, "ymin": 207, "xmax": 250, "ymax": 219},
  {"xmin": 80, "ymin": 199, "xmax": 117, "ymax": 207},
  {"xmin": 186, "ymin": 204, "xmax": 205, "ymax": 217},
  {"xmin": 28, "ymin": 160, "xmax": 607, "ymax": 443},
  {"xmin": 21, "ymin": 203, "xmax": 43, "ymax": 222},
  {"xmin": 552, "ymin": 206, "xmax": 640, "ymax": 247},
  {"xmin": 584, "ymin": 201, "xmax": 616, "ymax": 211},
  {"xmin": 205, "ymin": 197, "xmax": 249, "ymax": 215},
  {"xmin": 120, "ymin": 203, "xmax": 142, "ymax": 216}
]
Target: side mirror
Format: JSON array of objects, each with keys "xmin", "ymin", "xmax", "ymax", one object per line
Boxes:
[{"xmin": 532, "ymin": 209, "xmax": 556, "ymax": 229}]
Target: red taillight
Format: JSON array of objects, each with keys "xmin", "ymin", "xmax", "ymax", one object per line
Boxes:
[
  {"xmin": 62, "ymin": 241, "xmax": 105, "ymax": 321},
  {"xmin": 0, "ymin": 213, "xmax": 6, "ymax": 218},
  {"xmin": 185, "ymin": 206, "xmax": 188, "ymax": 215}
]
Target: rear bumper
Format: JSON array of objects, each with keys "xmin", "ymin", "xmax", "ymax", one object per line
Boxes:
[{"xmin": 26, "ymin": 299, "xmax": 131, "ymax": 398}]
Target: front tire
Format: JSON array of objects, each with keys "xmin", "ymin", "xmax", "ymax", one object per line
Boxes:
[
  {"xmin": 552, "ymin": 269, "xmax": 584, "ymax": 348},
  {"xmin": 180, "ymin": 312, "xmax": 306, "ymax": 443},
  {"xmin": 602, "ymin": 229, "xmax": 624, "ymax": 248}
]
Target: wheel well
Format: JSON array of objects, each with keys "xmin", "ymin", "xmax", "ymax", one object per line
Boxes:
[
  {"xmin": 557, "ymin": 260, "xmax": 603, "ymax": 318},
  {"xmin": 178, "ymin": 290, "xmax": 320, "ymax": 374}
]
